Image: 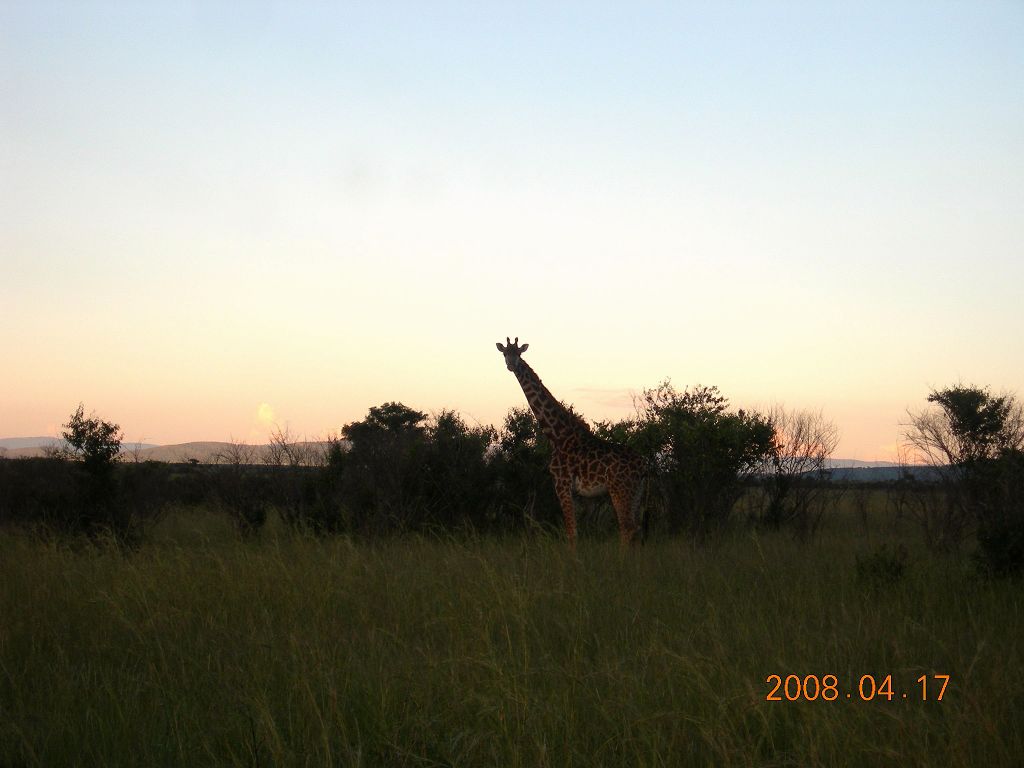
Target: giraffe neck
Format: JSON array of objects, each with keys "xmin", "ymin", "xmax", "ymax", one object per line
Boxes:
[{"xmin": 511, "ymin": 358, "xmax": 588, "ymax": 447}]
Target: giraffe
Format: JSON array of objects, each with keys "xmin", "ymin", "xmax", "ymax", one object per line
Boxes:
[{"xmin": 496, "ymin": 337, "xmax": 646, "ymax": 547}]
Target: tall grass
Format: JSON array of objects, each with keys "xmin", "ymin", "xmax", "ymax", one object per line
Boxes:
[{"xmin": 1, "ymin": 507, "xmax": 1021, "ymax": 766}]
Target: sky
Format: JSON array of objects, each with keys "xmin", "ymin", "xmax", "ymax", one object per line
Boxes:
[{"xmin": 2, "ymin": 1, "xmax": 1022, "ymax": 459}]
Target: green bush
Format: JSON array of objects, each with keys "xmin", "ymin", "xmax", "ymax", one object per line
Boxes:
[{"xmin": 630, "ymin": 382, "xmax": 776, "ymax": 537}]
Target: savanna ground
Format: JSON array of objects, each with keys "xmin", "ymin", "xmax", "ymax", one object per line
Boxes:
[{"xmin": 1, "ymin": 492, "xmax": 1021, "ymax": 767}]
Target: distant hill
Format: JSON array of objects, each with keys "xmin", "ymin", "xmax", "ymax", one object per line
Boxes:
[
  {"xmin": 0, "ymin": 437, "xmax": 158, "ymax": 459},
  {"xmin": 0, "ymin": 439, "xmax": 237, "ymax": 462},
  {"xmin": 130, "ymin": 442, "xmax": 264, "ymax": 463},
  {"xmin": 819, "ymin": 459, "xmax": 940, "ymax": 482},
  {"xmin": 0, "ymin": 437, "xmax": 67, "ymax": 450},
  {"xmin": 114, "ymin": 442, "xmax": 231, "ymax": 463},
  {"xmin": 825, "ymin": 465, "xmax": 943, "ymax": 483},
  {"xmin": 825, "ymin": 459, "xmax": 899, "ymax": 469},
  {"xmin": 0, "ymin": 438, "xmax": 931, "ymax": 479}
]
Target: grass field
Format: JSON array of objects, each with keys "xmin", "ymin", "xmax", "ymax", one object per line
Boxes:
[{"xmin": 1, "ymin": 501, "xmax": 1021, "ymax": 767}]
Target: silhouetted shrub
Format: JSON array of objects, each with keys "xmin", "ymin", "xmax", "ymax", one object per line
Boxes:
[
  {"xmin": 297, "ymin": 438, "xmax": 349, "ymax": 534},
  {"xmin": 294, "ymin": 403, "xmax": 565, "ymax": 537},
  {"xmin": 630, "ymin": 382, "xmax": 776, "ymax": 537},
  {"xmin": 487, "ymin": 407, "xmax": 561, "ymax": 532},
  {"xmin": 0, "ymin": 453, "xmax": 183, "ymax": 547},
  {"xmin": 336, "ymin": 402, "xmax": 430, "ymax": 533},
  {"xmin": 0, "ymin": 458, "xmax": 79, "ymax": 526},
  {"xmin": 208, "ymin": 461, "xmax": 270, "ymax": 537},
  {"xmin": 420, "ymin": 410, "xmax": 497, "ymax": 530},
  {"xmin": 115, "ymin": 460, "xmax": 174, "ymax": 532}
]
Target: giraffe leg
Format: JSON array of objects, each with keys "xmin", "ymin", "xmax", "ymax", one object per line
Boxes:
[
  {"xmin": 552, "ymin": 475, "xmax": 577, "ymax": 548},
  {"xmin": 610, "ymin": 483, "xmax": 641, "ymax": 547},
  {"xmin": 636, "ymin": 476, "xmax": 649, "ymax": 543}
]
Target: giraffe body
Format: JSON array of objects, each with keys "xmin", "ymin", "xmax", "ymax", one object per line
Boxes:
[{"xmin": 497, "ymin": 337, "xmax": 646, "ymax": 546}]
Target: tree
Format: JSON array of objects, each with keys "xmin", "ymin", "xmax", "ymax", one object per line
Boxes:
[
  {"xmin": 60, "ymin": 404, "xmax": 126, "ymax": 537},
  {"xmin": 345, "ymin": 402, "xmax": 428, "ymax": 438},
  {"xmin": 63, "ymin": 403, "xmax": 123, "ymax": 467},
  {"xmin": 757, "ymin": 406, "xmax": 840, "ymax": 537},
  {"xmin": 339, "ymin": 402, "xmax": 429, "ymax": 532},
  {"xmin": 905, "ymin": 385, "xmax": 1023, "ymax": 467},
  {"xmin": 903, "ymin": 384, "xmax": 1024, "ymax": 562},
  {"xmin": 265, "ymin": 424, "xmax": 320, "ymax": 468}
]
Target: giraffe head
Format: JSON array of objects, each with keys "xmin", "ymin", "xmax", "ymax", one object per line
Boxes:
[{"xmin": 496, "ymin": 336, "xmax": 529, "ymax": 372}]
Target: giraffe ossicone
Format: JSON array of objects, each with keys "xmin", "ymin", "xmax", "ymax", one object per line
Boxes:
[{"xmin": 497, "ymin": 337, "xmax": 645, "ymax": 547}]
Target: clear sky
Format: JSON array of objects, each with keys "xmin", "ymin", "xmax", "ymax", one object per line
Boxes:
[{"xmin": 2, "ymin": 2, "xmax": 1022, "ymax": 459}]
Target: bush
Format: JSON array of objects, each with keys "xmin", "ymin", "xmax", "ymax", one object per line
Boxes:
[
  {"xmin": 335, "ymin": 402, "xmax": 430, "ymax": 533},
  {"xmin": 210, "ymin": 465, "xmax": 270, "ymax": 536},
  {"xmin": 630, "ymin": 382, "xmax": 776, "ymax": 537},
  {"xmin": 0, "ymin": 458, "xmax": 80, "ymax": 527},
  {"xmin": 301, "ymin": 403, "xmax": 564, "ymax": 537},
  {"xmin": 420, "ymin": 410, "xmax": 497, "ymax": 530},
  {"xmin": 971, "ymin": 451, "xmax": 1024, "ymax": 577},
  {"xmin": 487, "ymin": 407, "xmax": 561, "ymax": 532},
  {"xmin": 208, "ymin": 440, "xmax": 279, "ymax": 536}
]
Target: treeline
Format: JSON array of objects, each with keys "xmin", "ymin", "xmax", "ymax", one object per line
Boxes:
[
  {"xmin": 1, "ymin": 383, "xmax": 1022, "ymax": 575},
  {"xmin": 0, "ymin": 384, "xmax": 833, "ymax": 537}
]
